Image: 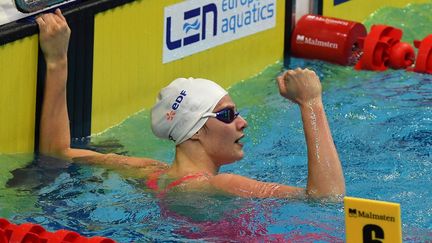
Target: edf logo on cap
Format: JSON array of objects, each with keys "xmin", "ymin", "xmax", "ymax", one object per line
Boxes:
[
  {"xmin": 166, "ymin": 90, "xmax": 187, "ymax": 121},
  {"xmin": 171, "ymin": 90, "xmax": 187, "ymax": 110}
]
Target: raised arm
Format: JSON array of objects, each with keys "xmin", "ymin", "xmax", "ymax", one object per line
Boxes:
[
  {"xmin": 202, "ymin": 69, "xmax": 344, "ymax": 199},
  {"xmin": 37, "ymin": 9, "xmax": 94, "ymax": 159},
  {"xmin": 37, "ymin": 10, "xmax": 166, "ymax": 170},
  {"xmin": 277, "ymin": 68, "xmax": 345, "ymax": 198}
]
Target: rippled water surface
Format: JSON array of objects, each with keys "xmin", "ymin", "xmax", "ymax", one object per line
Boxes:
[
  {"xmin": 1, "ymin": 2, "xmax": 432, "ymax": 242},
  {"xmin": 1, "ymin": 58, "xmax": 431, "ymax": 241}
]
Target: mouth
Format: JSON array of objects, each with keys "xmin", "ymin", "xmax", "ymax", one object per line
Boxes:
[{"xmin": 235, "ymin": 135, "xmax": 245, "ymax": 145}]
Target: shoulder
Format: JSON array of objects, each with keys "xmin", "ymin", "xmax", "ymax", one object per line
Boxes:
[
  {"xmin": 169, "ymin": 172, "xmax": 214, "ymax": 192},
  {"xmin": 208, "ymin": 173, "xmax": 256, "ymax": 195},
  {"xmin": 210, "ymin": 173, "xmax": 305, "ymax": 198},
  {"xmin": 210, "ymin": 173, "xmax": 254, "ymax": 186}
]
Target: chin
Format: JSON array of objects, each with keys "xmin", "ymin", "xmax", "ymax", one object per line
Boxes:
[
  {"xmin": 237, "ymin": 151, "xmax": 245, "ymax": 160},
  {"xmin": 229, "ymin": 152, "xmax": 245, "ymax": 164},
  {"xmin": 216, "ymin": 149, "xmax": 244, "ymax": 166},
  {"xmin": 219, "ymin": 155, "xmax": 242, "ymax": 166}
]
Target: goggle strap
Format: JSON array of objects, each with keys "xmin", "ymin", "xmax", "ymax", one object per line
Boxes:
[{"xmin": 202, "ymin": 113, "xmax": 217, "ymax": 118}]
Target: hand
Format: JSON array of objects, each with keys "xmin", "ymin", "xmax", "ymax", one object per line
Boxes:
[
  {"xmin": 36, "ymin": 9, "xmax": 70, "ymax": 64},
  {"xmin": 277, "ymin": 68, "xmax": 322, "ymax": 106}
]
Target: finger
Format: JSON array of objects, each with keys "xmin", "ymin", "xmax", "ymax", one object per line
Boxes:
[
  {"xmin": 35, "ymin": 16, "xmax": 45, "ymax": 27},
  {"xmin": 55, "ymin": 8, "xmax": 67, "ymax": 22},
  {"xmin": 276, "ymin": 73, "xmax": 285, "ymax": 83},
  {"xmin": 276, "ymin": 75, "xmax": 286, "ymax": 94},
  {"xmin": 47, "ymin": 10, "xmax": 63, "ymax": 25},
  {"xmin": 41, "ymin": 13, "xmax": 56, "ymax": 25},
  {"xmin": 277, "ymin": 70, "xmax": 290, "ymax": 95},
  {"xmin": 285, "ymin": 69, "xmax": 296, "ymax": 79},
  {"xmin": 305, "ymin": 69, "xmax": 316, "ymax": 77},
  {"xmin": 52, "ymin": 13, "xmax": 64, "ymax": 25}
]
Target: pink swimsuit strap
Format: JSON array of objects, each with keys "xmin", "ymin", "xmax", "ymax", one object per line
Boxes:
[
  {"xmin": 146, "ymin": 170, "xmax": 166, "ymax": 191},
  {"xmin": 146, "ymin": 171, "xmax": 211, "ymax": 196}
]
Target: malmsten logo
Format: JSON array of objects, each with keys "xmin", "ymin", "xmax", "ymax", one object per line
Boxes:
[
  {"xmin": 296, "ymin": 34, "xmax": 338, "ymax": 49},
  {"xmin": 348, "ymin": 208, "xmax": 396, "ymax": 222}
]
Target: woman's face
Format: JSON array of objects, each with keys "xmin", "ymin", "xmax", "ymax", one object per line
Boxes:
[{"xmin": 198, "ymin": 95, "xmax": 248, "ymax": 166}]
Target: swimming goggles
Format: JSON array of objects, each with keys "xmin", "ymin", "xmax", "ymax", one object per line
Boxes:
[{"xmin": 202, "ymin": 107, "xmax": 239, "ymax": 123}]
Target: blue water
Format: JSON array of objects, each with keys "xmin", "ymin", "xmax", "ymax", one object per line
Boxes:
[{"xmin": 1, "ymin": 57, "xmax": 431, "ymax": 242}]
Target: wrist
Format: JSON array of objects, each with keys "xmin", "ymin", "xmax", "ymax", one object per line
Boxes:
[
  {"xmin": 46, "ymin": 56, "xmax": 67, "ymax": 70},
  {"xmin": 298, "ymin": 97, "xmax": 323, "ymax": 109}
]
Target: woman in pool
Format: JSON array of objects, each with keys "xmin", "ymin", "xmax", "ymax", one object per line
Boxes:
[{"xmin": 37, "ymin": 10, "xmax": 344, "ymax": 199}]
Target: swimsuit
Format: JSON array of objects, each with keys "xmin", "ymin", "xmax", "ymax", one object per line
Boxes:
[{"xmin": 146, "ymin": 170, "xmax": 210, "ymax": 197}]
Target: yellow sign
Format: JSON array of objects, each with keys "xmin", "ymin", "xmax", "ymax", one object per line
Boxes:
[{"xmin": 344, "ymin": 196, "xmax": 402, "ymax": 243}]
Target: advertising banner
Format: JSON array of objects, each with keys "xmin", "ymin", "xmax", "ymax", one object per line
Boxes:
[{"xmin": 163, "ymin": 0, "xmax": 276, "ymax": 63}]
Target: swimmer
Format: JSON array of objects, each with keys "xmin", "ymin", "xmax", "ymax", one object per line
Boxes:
[{"xmin": 37, "ymin": 10, "xmax": 345, "ymax": 199}]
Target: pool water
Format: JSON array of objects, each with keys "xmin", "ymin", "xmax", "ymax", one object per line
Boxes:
[
  {"xmin": 1, "ymin": 58, "xmax": 431, "ymax": 242},
  {"xmin": 1, "ymin": 2, "xmax": 432, "ymax": 242}
]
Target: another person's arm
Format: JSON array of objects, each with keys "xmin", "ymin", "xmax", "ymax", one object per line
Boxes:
[{"xmin": 37, "ymin": 10, "xmax": 164, "ymax": 170}]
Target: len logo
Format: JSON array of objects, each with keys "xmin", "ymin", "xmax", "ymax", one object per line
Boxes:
[{"xmin": 166, "ymin": 3, "xmax": 218, "ymax": 50}]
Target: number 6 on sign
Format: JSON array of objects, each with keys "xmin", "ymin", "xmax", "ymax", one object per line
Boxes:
[
  {"xmin": 363, "ymin": 224, "xmax": 384, "ymax": 242},
  {"xmin": 344, "ymin": 196, "xmax": 402, "ymax": 243}
]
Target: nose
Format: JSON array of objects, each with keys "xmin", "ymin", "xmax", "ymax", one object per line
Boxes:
[{"xmin": 236, "ymin": 115, "xmax": 248, "ymax": 130}]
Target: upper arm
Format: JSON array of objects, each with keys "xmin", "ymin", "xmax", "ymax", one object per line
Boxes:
[
  {"xmin": 209, "ymin": 173, "xmax": 304, "ymax": 198},
  {"xmin": 66, "ymin": 148, "xmax": 168, "ymax": 172}
]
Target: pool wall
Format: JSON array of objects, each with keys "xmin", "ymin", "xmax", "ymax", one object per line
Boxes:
[
  {"xmin": 0, "ymin": 36, "xmax": 38, "ymax": 153},
  {"xmin": 0, "ymin": 0, "xmax": 429, "ymax": 155},
  {"xmin": 0, "ymin": 0, "xmax": 287, "ymax": 154},
  {"xmin": 90, "ymin": 0, "xmax": 286, "ymax": 134}
]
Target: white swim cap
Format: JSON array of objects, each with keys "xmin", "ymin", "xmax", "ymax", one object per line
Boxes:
[{"xmin": 151, "ymin": 78, "xmax": 228, "ymax": 145}]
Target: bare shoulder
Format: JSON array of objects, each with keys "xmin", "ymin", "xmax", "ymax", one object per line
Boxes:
[
  {"xmin": 210, "ymin": 173, "xmax": 305, "ymax": 198},
  {"xmin": 168, "ymin": 173, "xmax": 214, "ymax": 192},
  {"xmin": 210, "ymin": 173, "xmax": 251, "ymax": 185},
  {"xmin": 170, "ymin": 173, "xmax": 304, "ymax": 198}
]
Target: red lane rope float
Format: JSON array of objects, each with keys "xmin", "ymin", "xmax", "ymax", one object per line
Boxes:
[
  {"xmin": 0, "ymin": 218, "xmax": 116, "ymax": 243},
  {"xmin": 9, "ymin": 223, "xmax": 45, "ymax": 243},
  {"xmin": 290, "ymin": 14, "xmax": 431, "ymax": 75},
  {"xmin": 355, "ymin": 25, "xmax": 397, "ymax": 71},
  {"xmin": 413, "ymin": 34, "xmax": 432, "ymax": 74},
  {"xmin": 354, "ymin": 24, "xmax": 416, "ymax": 71},
  {"xmin": 290, "ymin": 14, "xmax": 367, "ymax": 66},
  {"xmin": 388, "ymin": 42, "xmax": 415, "ymax": 69}
]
